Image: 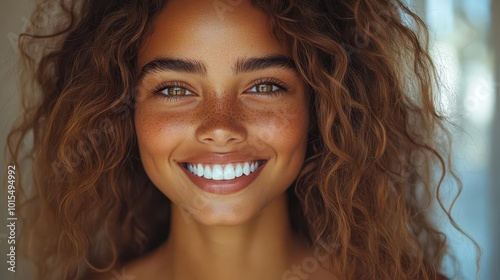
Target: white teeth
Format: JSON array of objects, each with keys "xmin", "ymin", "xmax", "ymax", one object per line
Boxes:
[
  {"xmin": 196, "ymin": 164, "xmax": 203, "ymax": 177},
  {"xmin": 186, "ymin": 161, "xmax": 262, "ymax": 181},
  {"xmin": 243, "ymin": 162, "xmax": 250, "ymax": 176},
  {"xmin": 235, "ymin": 164, "xmax": 243, "ymax": 177},
  {"xmin": 223, "ymin": 164, "xmax": 235, "ymax": 180},
  {"xmin": 203, "ymin": 165, "xmax": 212, "ymax": 179},
  {"xmin": 212, "ymin": 165, "xmax": 224, "ymax": 180}
]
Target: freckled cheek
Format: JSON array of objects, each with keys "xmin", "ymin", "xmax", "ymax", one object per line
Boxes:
[
  {"xmin": 252, "ymin": 105, "xmax": 309, "ymax": 151},
  {"xmin": 134, "ymin": 110, "xmax": 195, "ymax": 154}
]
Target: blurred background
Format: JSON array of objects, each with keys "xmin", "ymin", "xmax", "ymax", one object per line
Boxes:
[
  {"xmin": 408, "ymin": 0, "xmax": 498, "ymax": 279},
  {"xmin": 0, "ymin": 0, "xmax": 498, "ymax": 279}
]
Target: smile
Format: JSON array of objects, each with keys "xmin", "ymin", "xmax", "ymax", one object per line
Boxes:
[
  {"xmin": 179, "ymin": 158, "xmax": 267, "ymax": 195},
  {"xmin": 184, "ymin": 161, "xmax": 265, "ymax": 181}
]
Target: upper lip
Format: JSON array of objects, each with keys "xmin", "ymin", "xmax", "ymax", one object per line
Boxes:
[{"xmin": 178, "ymin": 153, "xmax": 267, "ymax": 165}]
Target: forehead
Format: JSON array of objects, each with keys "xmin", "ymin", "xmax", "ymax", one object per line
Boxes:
[{"xmin": 137, "ymin": 0, "xmax": 286, "ymax": 69}]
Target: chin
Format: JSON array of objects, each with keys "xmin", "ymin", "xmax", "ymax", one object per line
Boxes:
[{"xmin": 182, "ymin": 201, "xmax": 262, "ymax": 227}]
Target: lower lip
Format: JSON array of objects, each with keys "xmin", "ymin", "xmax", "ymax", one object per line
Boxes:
[{"xmin": 180, "ymin": 162, "xmax": 266, "ymax": 195}]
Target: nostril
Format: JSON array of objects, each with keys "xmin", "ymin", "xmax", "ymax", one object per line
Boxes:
[{"xmin": 196, "ymin": 127, "xmax": 246, "ymax": 146}]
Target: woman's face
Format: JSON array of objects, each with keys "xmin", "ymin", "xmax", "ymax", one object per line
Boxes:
[{"xmin": 134, "ymin": 0, "xmax": 309, "ymax": 225}]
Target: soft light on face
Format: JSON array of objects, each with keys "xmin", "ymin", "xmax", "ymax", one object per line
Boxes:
[{"xmin": 134, "ymin": 0, "xmax": 309, "ymax": 225}]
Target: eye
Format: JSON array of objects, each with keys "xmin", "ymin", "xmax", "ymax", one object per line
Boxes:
[
  {"xmin": 159, "ymin": 86, "xmax": 193, "ymax": 96},
  {"xmin": 248, "ymin": 83, "xmax": 281, "ymax": 93},
  {"xmin": 245, "ymin": 78, "xmax": 289, "ymax": 96},
  {"xmin": 150, "ymin": 82, "xmax": 196, "ymax": 100}
]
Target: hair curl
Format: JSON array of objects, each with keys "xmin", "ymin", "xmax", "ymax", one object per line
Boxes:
[{"xmin": 6, "ymin": 0, "xmax": 479, "ymax": 279}]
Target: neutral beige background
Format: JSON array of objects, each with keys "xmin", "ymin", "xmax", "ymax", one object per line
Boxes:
[{"xmin": 1, "ymin": 1, "xmax": 34, "ymax": 279}]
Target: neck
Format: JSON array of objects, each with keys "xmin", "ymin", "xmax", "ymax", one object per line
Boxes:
[{"xmin": 162, "ymin": 193, "xmax": 308, "ymax": 280}]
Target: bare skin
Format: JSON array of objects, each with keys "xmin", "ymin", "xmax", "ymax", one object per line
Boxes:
[{"xmin": 89, "ymin": 0, "xmax": 337, "ymax": 279}]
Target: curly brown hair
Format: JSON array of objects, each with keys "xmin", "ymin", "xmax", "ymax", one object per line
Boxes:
[{"xmin": 6, "ymin": 0, "xmax": 479, "ymax": 279}]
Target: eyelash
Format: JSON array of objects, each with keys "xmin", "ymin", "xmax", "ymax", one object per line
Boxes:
[
  {"xmin": 247, "ymin": 78, "xmax": 289, "ymax": 97},
  {"xmin": 150, "ymin": 78, "xmax": 289, "ymax": 101},
  {"xmin": 150, "ymin": 81, "xmax": 194, "ymax": 101}
]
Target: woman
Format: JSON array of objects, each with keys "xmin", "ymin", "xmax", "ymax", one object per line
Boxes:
[{"xmin": 7, "ymin": 0, "xmax": 476, "ymax": 279}]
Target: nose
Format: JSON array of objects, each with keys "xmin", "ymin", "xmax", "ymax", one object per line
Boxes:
[{"xmin": 195, "ymin": 98, "xmax": 247, "ymax": 147}]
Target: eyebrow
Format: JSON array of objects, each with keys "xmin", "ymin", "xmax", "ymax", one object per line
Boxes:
[
  {"xmin": 137, "ymin": 58, "xmax": 207, "ymax": 82},
  {"xmin": 137, "ymin": 55, "xmax": 296, "ymax": 83},
  {"xmin": 234, "ymin": 55, "xmax": 296, "ymax": 74}
]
